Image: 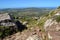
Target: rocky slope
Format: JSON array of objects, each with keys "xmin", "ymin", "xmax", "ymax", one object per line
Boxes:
[
  {"xmin": 44, "ymin": 7, "xmax": 60, "ymax": 40},
  {"xmin": 3, "ymin": 27, "xmax": 43, "ymax": 40},
  {"xmin": 1, "ymin": 7, "xmax": 60, "ymax": 40}
]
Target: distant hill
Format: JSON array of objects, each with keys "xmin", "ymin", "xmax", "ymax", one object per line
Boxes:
[{"xmin": 0, "ymin": 7, "xmax": 56, "ymax": 17}]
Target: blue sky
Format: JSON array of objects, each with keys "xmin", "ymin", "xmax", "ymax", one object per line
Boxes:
[{"xmin": 0, "ymin": 0, "xmax": 60, "ymax": 8}]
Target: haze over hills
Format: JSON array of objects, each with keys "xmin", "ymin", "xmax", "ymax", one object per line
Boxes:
[{"xmin": 0, "ymin": 7, "xmax": 56, "ymax": 17}]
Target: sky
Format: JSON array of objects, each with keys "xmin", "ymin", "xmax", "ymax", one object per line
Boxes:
[{"xmin": 0, "ymin": 0, "xmax": 60, "ymax": 8}]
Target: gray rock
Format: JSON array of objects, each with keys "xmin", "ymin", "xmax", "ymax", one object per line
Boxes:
[{"xmin": 26, "ymin": 35, "xmax": 41, "ymax": 40}]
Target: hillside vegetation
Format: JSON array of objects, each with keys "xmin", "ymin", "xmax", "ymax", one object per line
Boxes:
[
  {"xmin": 0, "ymin": 7, "xmax": 55, "ymax": 17},
  {"xmin": 0, "ymin": 7, "xmax": 56, "ymax": 40}
]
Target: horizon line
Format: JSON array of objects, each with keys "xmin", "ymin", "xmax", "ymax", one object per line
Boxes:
[{"xmin": 0, "ymin": 7, "xmax": 57, "ymax": 9}]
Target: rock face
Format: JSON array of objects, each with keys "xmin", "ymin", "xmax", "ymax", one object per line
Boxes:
[
  {"xmin": 43, "ymin": 10, "xmax": 60, "ymax": 40},
  {"xmin": 0, "ymin": 13, "xmax": 16, "ymax": 27},
  {"xmin": 44, "ymin": 19, "xmax": 53, "ymax": 30},
  {"xmin": 26, "ymin": 35, "xmax": 41, "ymax": 40},
  {"xmin": 44, "ymin": 15, "xmax": 60, "ymax": 40},
  {"xmin": 0, "ymin": 13, "xmax": 11, "ymax": 21},
  {"xmin": 46, "ymin": 23, "xmax": 60, "ymax": 40}
]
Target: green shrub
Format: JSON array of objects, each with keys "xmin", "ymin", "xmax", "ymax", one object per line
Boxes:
[
  {"xmin": 37, "ymin": 17, "xmax": 47, "ymax": 26},
  {"xmin": 54, "ymin": 15, "xmax": 60, "ymax": 22},
  {"xmin": 49, "ymin": 10, "xmax": 55, "ymax": 16},
  {"xmin": 0, "ymin": 26, "xmax": 18, "ymax": 38}
]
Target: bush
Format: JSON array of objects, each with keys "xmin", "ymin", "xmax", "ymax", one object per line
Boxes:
[
  {"xmin": 0, "ymin": 26, "xmax": 18, "ymax": 38},
  {"xmin": 54, "ymin": 15, "xmax": 60, "ymax": 22},
  {"xmin": 49, "ymin": 10, "xmax": 55, "ymax": 16}
]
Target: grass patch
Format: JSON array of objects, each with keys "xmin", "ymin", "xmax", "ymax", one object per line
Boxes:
[{"xmin": 54, "ymin": 15, "xmax": 60, "ymax": 22}]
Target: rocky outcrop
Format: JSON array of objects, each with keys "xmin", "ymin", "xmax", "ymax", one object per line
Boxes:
[
  {"xmin": 0, "ymin": 13, "xmax": 16, "ymax": 27},
  {"xmin": 44, "ymin": 10, "xmax": 60, "ymax": 40},
  {"xmin": 44, "ymin": 19, "xmax": 53, "ymax": 30}
]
